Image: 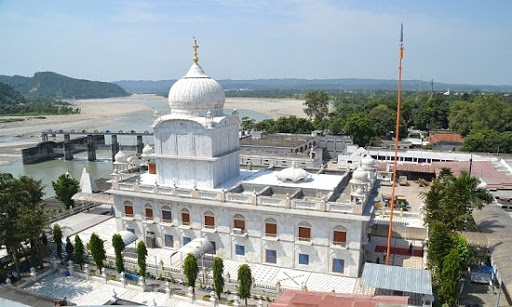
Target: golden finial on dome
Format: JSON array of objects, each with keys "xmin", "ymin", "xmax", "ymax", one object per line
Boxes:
[{"xmin": 192, "ymin": 37, "xmax": 199, "ymax": 63}]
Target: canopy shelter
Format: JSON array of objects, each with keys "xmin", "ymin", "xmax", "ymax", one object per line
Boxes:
[
  {"xmin": 117, "ymin": 230, "xmax": 138, "ymax": 246},
  {"xmin": 170, "ymin": 238, "xmax": 213, "ymax": 266},
  {"xmin": 361, "ymin": 263, "xmax": 432, "ymax": 295}
]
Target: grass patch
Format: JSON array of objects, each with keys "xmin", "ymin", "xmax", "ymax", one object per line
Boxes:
[{"xmin": 0, "ymin": 118, "xmax": 25, "ymax": 123}]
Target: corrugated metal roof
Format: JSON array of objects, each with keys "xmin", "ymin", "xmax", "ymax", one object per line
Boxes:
[
  {"xmin": 361, "ymin": 263, "xmax": 432, "ymax": 295},
  {"xmin": 473, "ymin": 205, "xmax": 512, "ymax": 295}
]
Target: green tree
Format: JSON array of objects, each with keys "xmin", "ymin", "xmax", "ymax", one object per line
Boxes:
[
  {"xmin": 439, "ymin": 248, "xmax": 463, "ymax": 306},
  {"xmin": 423, "ymin": 169, "xmax": 493, "ymax": 231},
  {"xmin": 53, "ymin": 224, "xmax": 63, "ymax": 261},
  {"xmin": 74, "ymin": 235, "xmax": 85, "ymax": 270},
  {"xmin": 237, "ymin": 264, "xmax": 252, "ymax": 306},
  {"xmin": 328, "ymin": 117, "xmax": 345, "ymax": 135},
  {"xmin": 136, "ymin": 241, "xmax": 147, "ymax": 277},
  {"xmin": 344, "ymin": 113, "xmax": 374, "ymax": 146},
  {"xmin": 52, "ymin": 173, "xmax": 80, "ymax": 209},
  {"xmin": 212, "ymin": 257, "xmax": 224, "ymax": 300},
  {"xmin": 241, "ymin": 116, "xmax": 256, "ymax": 131},
  {"xmin": 427, "ymin": 222, "xmax": 454, "ymax": 275},
  {"xmin": 183, "ymin": 253, "xmax": 199, "ymax": 291},
  {"xmin": 87, "ymin": 233, "xmax": 106, "ymax": 271},
  {"xmin": 65, "ymin": 237, "xmax": 74, "ymax": 262},
  {"xmin": 112, "ymin": 234, "xmax": 125, "ymax": 274},
  {"xmin": 303, "ymin": 90, "xmax": 330, "ymax": 130},
  {"xmin": 368, "ymin": 104, "xmax": 396, "ymax": 138}
]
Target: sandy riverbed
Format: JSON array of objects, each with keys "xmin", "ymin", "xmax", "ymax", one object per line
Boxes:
[{"xmin": 0, "ymin": 94, "xmax": 306, "ymax": 165}]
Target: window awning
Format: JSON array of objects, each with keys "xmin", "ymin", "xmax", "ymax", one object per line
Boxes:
[
  {"xmin": 117, "ymin": 230, "xmax": 138, "ymax": 245},
  {"xmin": 170, "ymin": 238, "xmax": 212, "ymax": 266}
]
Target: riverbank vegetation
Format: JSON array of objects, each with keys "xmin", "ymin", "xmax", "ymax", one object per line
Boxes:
[{"xmin": 241, "ymin": 89, "xmax": 512, "ymax": 154}]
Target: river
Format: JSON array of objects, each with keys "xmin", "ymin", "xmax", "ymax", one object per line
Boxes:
[{"xmin": 0, "ymin": 97, "xmax": 271, "ymax": 198}]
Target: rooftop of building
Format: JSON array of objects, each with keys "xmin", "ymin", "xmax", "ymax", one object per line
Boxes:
[
  {"xmin": 240, "ymin": 133, "xmax": 314, "ymax": 147},
  {"xmin": 427, "ymin": 133, "xmax": 464, "ymax": 144},
  {"xmin": 272, "ymin": 289, "xmax": 408, "ymax": 307}
]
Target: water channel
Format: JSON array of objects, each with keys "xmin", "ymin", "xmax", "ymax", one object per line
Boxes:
[{"xmin": 0, "ymin": 97, "xmax": 270, "ymax": 197}]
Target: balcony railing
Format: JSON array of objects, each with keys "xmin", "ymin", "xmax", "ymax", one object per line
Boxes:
[
  {"xmin": 161, "ymin": 218, "xmax": 173, "ymax": 224},
  {"xmin": 123, "ymin": 213, "xmax": 134, "ymax": 218},
  {"xmin": 297, "ymin": 237, "xmax": 311, "ymax": 242},
  {"xmin": 204, "ymin": 224, "xmax": 215, "ymax": 229},
  {"xmin": 181, "ymin": 221, "xmax": 190, "ymax": 226}
]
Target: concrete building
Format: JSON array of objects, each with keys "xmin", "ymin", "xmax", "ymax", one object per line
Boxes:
[{"xmin": 109, "ymin": 45, "xmax": 377, "ymax": 278}]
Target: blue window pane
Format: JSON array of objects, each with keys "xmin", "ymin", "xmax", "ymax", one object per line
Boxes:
[
  {"xmin": 127, "ymin": 228, "xmax": 135, "ymax": 234},
  {"xmin": 183, "ymin": 237, "xmax": 191, "ymax": 245},
  {"xmin": 209, "ymin": 241, "xmax": 216, "ymax": 254},
  {"xmin": 266, "ymin": 250, "xmax": 276, "ymax": 263},
  {"xmin": 235, "ymin": 245, "xmax": 245, "ymax": 256},
  {"xmin": 333, "ymin": 259, "xmax": 344, "ymax": 273},
  {"xmin": 164, "ymin": 235, "xmax": 173, "ymax": 247},
  {"xmin": 299, "ymin": 253, "xmax": 309, "ymax": 265}
]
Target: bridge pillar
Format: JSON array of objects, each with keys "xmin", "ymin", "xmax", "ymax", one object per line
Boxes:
[
  {"xmin": 136, "ymin": 135, "xmax": 143, "ymax": 155},
  {"xmin": 111, "ymin": 135, "xmax": 120, "ymax": 161},
  {"xmin": 41, "ymin": 133, "xmax": 48, "ymax": 143},
  {"xmin": 64, "ymin": 134, "xmax": 73, "ymax": 160},
  {"xmin": 87, "ymin": 135, "xmax": 96, "ymax": 162}
]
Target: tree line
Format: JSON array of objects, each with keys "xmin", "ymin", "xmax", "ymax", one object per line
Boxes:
[{"xmin": 243, "ymin": 89, "xmax": 512, "ymax": 153}]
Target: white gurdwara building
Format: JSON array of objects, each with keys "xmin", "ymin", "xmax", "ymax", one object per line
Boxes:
[{"xmin": 110, "ymin": 43, "xmax": 376, "ymax": 278}]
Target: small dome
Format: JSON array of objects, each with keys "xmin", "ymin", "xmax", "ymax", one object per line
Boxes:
[
  {"xmin": 351, "ymin": 168, "xmax": 369, "ymax": 184},
  {"xmin": 361, "ymin": 155, "xmax": 376, "ymax": 170},
  {"xmin": 168, "ymin": 63, "xmax": 225, "ymax": 117},
  {"xmin": 127, "ymin": 155, "xmax": 139, "ymax": 165},
  {"xmin": 276, "ymin": 165, "xmax": 311, "ymax": 183},
  {"xmin": 142, "ymin": 144, "xmax": 154, "ymax": 156},
  {"xmin": 114, "ymin": 150, "xmax": 127, "ymax": 163}
]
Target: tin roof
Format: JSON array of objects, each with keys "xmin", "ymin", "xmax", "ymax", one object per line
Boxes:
[
  {"xmin": 361, "ymin": 263, "xmax": 432, "ymax": 295},
  {"xmin": 473, "ymin": 205, "xmax": 512, "ymax": 294}
]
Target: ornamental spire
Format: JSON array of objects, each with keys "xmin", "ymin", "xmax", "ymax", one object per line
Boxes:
[{"xmin": 192, "ymin": 37, "xmax": 199, "ymax": 64}]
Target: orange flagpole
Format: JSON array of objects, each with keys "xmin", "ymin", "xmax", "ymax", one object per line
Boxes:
[{"xmin": 386, "ymin": 23, "xmax": 404, "ymax": 265}]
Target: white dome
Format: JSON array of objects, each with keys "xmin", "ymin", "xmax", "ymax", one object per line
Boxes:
[
  {"xmin": 351, "ymin": 168, "xmax": 369, "ymax": 184},
  {"xmin": 142, "ymin": 144, "xmax": 154, "ymax": 156},
  {"xmin": 361, "ymin": 155, "xmax": 376, "ymax": 170},
  {"xmin": 168, "ymin": 63, "xmax": 225, "ymax": 117},
  {"xmin": 276, "ymin": 165, "xmax": 311, "ymax": 183},
  {"xmin": 114, "ymin": 150, "xmax": 127, "ymax": 163}
]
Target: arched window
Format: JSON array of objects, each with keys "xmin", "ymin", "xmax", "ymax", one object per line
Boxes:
[
  {"xmin": 332, "ymin": 225, "xmax": 347, "ymax": 247},
  {"xmin": 233, "ymin": 214, "xmax": 245, "ymax": 231},
  {"xmin": 264, "ymin": 218, "xmax": 278, "ymax": 237},
  {"xmin": 144, "ymin": 204, "xmax": 153, "ymax": 221},
  {"xmin": 204, "ymin": 210, "xmax": 215, "ymax": 229},
  {"xmin": 161, "ymin": 206, "xmax": 172, "ymax": 224},
  {"xmin": 181, "ymin": 208, "xmax": 190, "ymax": 226},
  {"xmin": 124, "ymin": 201, "xmax": 134, "ymax": 218},
  {"xmin": 297, "ymin": 221, "xmax": 311, "ymax": 242}
]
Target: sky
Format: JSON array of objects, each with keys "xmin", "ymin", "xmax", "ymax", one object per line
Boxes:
[{"xmin": 0, "ymin": 0, "xmax": 511, "ymax": 85}]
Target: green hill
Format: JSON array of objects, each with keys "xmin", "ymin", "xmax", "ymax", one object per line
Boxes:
[
  {"xmin": 0, "ymin": 72, "xmax": 129, "ymax": 99},
  {"xmin": 0, "ymin": 81, "xmax": 80, "ymax": 116}
]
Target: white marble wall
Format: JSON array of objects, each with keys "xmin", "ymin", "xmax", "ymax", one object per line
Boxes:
[
  {"xmin": 153, "ymin": 117, "xmax": 240, "ymax": 189},
  {"xmin": 113, "ymin": 195, "xmax": 364, "ymax": 277}
]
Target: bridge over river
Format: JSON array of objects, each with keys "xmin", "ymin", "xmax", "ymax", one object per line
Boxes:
[{"xmin": 22, "ymin": 129, "xmax": 154, "ymax": 164}]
